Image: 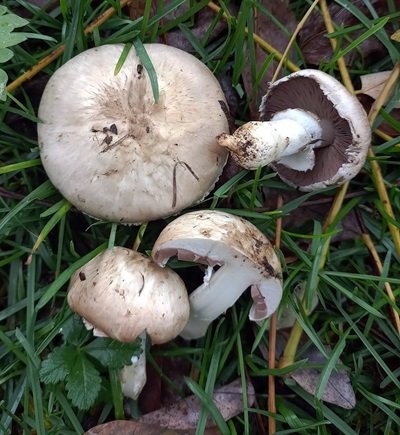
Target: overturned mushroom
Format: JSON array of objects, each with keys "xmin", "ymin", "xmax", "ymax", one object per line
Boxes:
[
  {"xmin": 38, "ymin": 43, "xmax": 228, "ymax": 223},
  {"xmin": 217, "ymin": 69, "xmax": 371, "ymax": 190},
  {"xmin": 152, "ymin": 210, "xmax": 282, "ymax": 339},
  {"xmin": 68, "ymin": 247, "xmax": 189, "ymax": 344}
]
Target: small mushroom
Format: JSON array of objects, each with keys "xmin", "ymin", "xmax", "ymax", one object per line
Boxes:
[
  {"xmin": 152, "ymin": 210, "xmax": 282, "ymax": 339},
  {"xmin": 217, "ymin": 69, "xmax": 371, "ymax": 190},
  {"xmin": 38, "ymin": 43, "xmax": 228, "ymax": 223},
  {"xmin": 120, "ymin": 333, "xmax": 147, "ymax": 400},
  {"xmin": 67, "ymin": 247, "xmax": 190, "ymax": 344}
]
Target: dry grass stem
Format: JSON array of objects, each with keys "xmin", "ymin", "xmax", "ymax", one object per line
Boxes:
[
  {"xmin": 207, "ymin": 1, "xmax": 299, "ymax": 73},
  {"xmin": 319, "ymin": 0, "xmax": 354, "ymax": 93},
  {"xmin": 6, "ymin": 0, "xmax": 134, "ymax": 94},
  {"xmin": 267, "ymin": 196, "xmax": 283, "ymax": 434},
  {"xmin": 375, "ymin": 129, "xmax": 394, "ymax": 142},
  {"xmin": 368, "ymin": 64, "xmax": 400, "ymax": 125},
  {"xmin": 271, "ymin": 0, "xmax": 320, "ymax": 83},
  {"xmin": 366, "ymin": 64, "xmax": 400, "ymax": 258},
  {"xmin": 362, "ymin": 233, "xmax": 400, "ymax": 334}
]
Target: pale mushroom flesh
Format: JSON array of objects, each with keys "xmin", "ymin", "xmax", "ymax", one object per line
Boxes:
[{"xmin": 152, "ymin": 210, "xmax": 283, "ymax": 339}]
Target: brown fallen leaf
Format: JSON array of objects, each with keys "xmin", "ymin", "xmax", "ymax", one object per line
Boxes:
[
  {"xmin": 129, "ymin": 0, "xmax": 147, "ymax": 20},
  {"xmin": 164, "ymin": 5, "xmax": 229, "ymax": 53},
  {"xmin": 138, "ymin": 378, "xmax": 255, "ymax": 430},
  {"xmin": 260, "ymin": 187, "xmax": 364, "ymax": 242},
  {"xmin": 138, "ymin": 353, "xmax": 191, "ymax": 415},
  {"xmin": 242, "ymin": 0, "xmax": 297, "ymax": 117},
  {"xmin": 129, "ymin": 1, "xmax": 234, "ymax": 53},
  {"xmin": 391, "ymin": 29, "xmax": 400, "ymax": 42},
  {"xmin": 358, "ymin": 94, "xmax": 400, "ymax": 136},
  {"xmin": 290, "ymin": 345, "xmax": 356, "ymax": 409},
  {"xmin": 359, "ymin": 71, "xmax": 398, "ymax": 107},
  {"xmin": 85, "ymin": 420, "xmax": 218, "ymax": 435},
  {"xmin": 299, "ymin": 0, "xmax": 387, "ymax": 66}
]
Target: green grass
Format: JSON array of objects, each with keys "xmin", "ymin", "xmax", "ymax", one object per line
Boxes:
[{"xmin": 1, "ymin": 0, "xmax": 400, "ymax": 434}]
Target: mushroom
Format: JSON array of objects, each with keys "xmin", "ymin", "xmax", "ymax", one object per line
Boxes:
[
  {"xmin": 120, "ymin": 333, "xmax": 147, "ymax": 400},
  {"xmin": 38, "ymin": 43, "xmax": 228, "ymax": 223},
  {"xmin": 217, "ymin": 69, "xmax": 371, "ymax": 191},
  {"xmin": 67, "ymin": 247, "xmax": 190, "ymax": 344},
  {"xmin": 152, "ymin": 210, "xmax": 282, "ymax": 339}
]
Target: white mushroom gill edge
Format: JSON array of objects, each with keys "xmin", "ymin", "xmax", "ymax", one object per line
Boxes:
[
  {"xmin": 217, "ymin": 108, "xmax": 324, "ymax": 171},
  {"xmin": 82, "ymin": 318, "xmax": 108, "ymax": 337},
  {"xmin": 154, "ymin": 240, "xmax": 282, "ymax": 340}
]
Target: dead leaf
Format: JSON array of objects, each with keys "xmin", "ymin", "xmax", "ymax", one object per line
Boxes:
[
  {"xmin": 390, "ymin": 29, "xmax": 400, "ymax": 42},
  {"xmin": 164, "ymin": 6, "xmax": 229, "ymax": 53},
  {"xmin": 290, "ymin": 345, "xmax": 356, "ymax": 409},
  {"xmin": 260, "ymin": 187, "xmax": 363, "ymax": 242},
  {"xmin": 143, "ymin": 1, "xmax": 235, "ymax": 53},
  {"xmin": 85, "ymin": 420, "xmax": 216, "ymax": 435},
  {"xmin": 137, "ymin": 356, "xmax": 163, "ymax": 414},
  {"xmin": 138, "ymin": 353, "xmax": 191, "ymax": 415},
  {"xmin": 129, "ymin": 0, "xmax": 147, "ymax": 20},
  {"xmin": 359, "ymin": 71, "xmax": 399, "ymax": 107},
  {"xmin": 139, "ymin": 378, "xmax": 255, "ymax": 430},
  {"xmin": 242, "ymin": 0, "xmax": 297, "ymax": 116},
  {"xmin": 358, "ymin": 94, "xmax": 400, "ymax": 136},
  {"xmin": 299, "ymin": 0, "xmax": 387, "ymax": 66}
]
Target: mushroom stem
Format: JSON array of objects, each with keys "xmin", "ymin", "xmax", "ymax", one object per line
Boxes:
[
  {"xmin": 120, "ymin": 333, "xmax": 147, "ymax": 400},
  {"xmin": 181, "ymin": 263, "xmax": 281, "ymax": 340},
  {"xmin": 217, "ymin": 108, "xmax": 327, "ymax": 171}
]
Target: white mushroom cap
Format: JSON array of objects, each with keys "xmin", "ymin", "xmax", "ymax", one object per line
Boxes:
[
  {"xmin": 152, "ymin": 210, "xmax": 282, "ymax": 339},
  {"xmin": 38, "ymin": 44, "xmax": 228, "ymax": 223},
  {"xmin": 261, "ymin": 69, "xmax": 371, "ymax": 190},
  {"xmin": 67, "ymin": 247, "xmax": 190, "ymax": 344}
]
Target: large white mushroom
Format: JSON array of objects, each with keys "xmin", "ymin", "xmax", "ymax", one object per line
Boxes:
[
  {"xmin": 217, "ymin": 69, "xmax": 371, "ymax": 190},
  {"xmin": 38, "ymin": 43, "xmax": 228, "ymax": 223},
  {"xmin": 152, "ymin": 210, "xmax": 282, "ymax": 339}
]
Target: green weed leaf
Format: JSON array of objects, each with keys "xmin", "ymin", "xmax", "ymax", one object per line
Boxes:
[
  {"xmin": 0, "ymin": 13, "xmax": 28, "ymax": 31},
  {"xmin": 61, "ymin": 315, "xmax": 89, "ymax": 346},
  {"xmin": 65, "ymin": 353, "xmax": 101, "ymax": 410},
  {"xmin": 0, "ymin": 32, "xmax": 27, "ymax": 49},
  {"xmin": 84, "ymin": 337, "xmax": 141, "ymax": 369},
  {"xmin": 39, "ymin": 346, "xmax": 73, "ymax": 384},
  {"xmin": 0, "ymin": 48, "xmax": 13, "ymax": 63},
  {"xmin": 0, "ymin": 7, "xmax": 35, "ymax": 101},
  {"xmin": 0, "ymin": 68, "xmax": 7, "ymax": 101}
]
